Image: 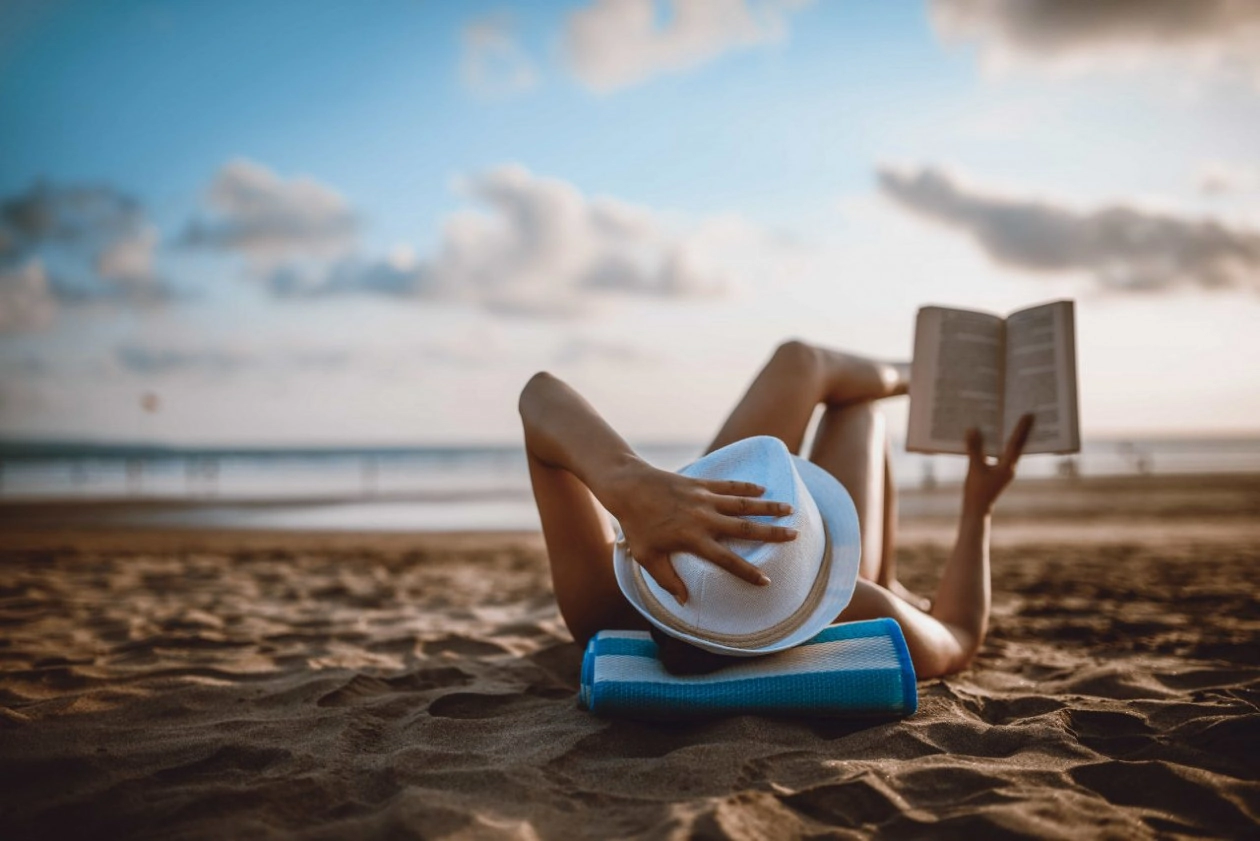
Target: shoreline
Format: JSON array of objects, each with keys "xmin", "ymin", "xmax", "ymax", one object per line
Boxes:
[{"xmin": 4, "ymin": 472, "xmax": 1257, "ymax": 547}]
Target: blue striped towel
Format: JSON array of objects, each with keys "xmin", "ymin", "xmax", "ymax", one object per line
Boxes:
[{"xmin": 579, "ymin": 617, "xmax": 917, "ymax": 719}]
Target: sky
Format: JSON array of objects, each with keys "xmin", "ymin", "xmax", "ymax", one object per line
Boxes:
[{"xmin": 1, "ymin": 0, "xmax": 1258, "ymax": 446}]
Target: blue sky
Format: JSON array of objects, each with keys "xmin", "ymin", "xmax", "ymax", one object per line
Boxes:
[
  {"xmin": 2, "ymin": 0, "xmax": 1258, "ymax": 444},
  {"xmin": 2, "ymin": 2, "xmax": 955, "ymax": 240}
]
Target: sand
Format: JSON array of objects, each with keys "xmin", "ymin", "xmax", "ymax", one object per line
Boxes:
[{"xmin": 1, "ymin": 474, "xmax": 1259, "ymax": 839}]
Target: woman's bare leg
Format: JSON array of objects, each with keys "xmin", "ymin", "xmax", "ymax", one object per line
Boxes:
[
  {"xmin": 806, "ymin": 401, "xmax": 886, "ymax": 581},
  {"xmin": 707, "ymin": 341, "xmax": 907, "ymax": 456},
  {"xmin": 709, "ymin": 341, "xmax": 914, "ymax": 587},
  {"xmin": 806, "ymin": 405, "xmax": 929, "ymax": 606},
  {"xmin": 880, "ymin": 445, "xmax": 899, "ymax": 589},
  {"xmin": 707, "ymin": 341, "xmax": 829, "ymax": 456}
]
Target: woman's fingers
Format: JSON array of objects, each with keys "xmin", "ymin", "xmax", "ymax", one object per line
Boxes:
[
  {"xmin": 700, "ymin": 479, "xmax": 764, "ymax": 497},
  {"xmin": 999, "ymin": 413, "xmax": 1035, "ymax": 471},
  {"xmin": 639, "ymin": 554, "xmax": 689, "ymax": 605},
  {"xmin": 711, "ymin": 494, "xmax": 793, "ymax": 517},
  {"xmin": 696, "ymin": 539, "xmax": 771, "ymax": 586},
  {"xmin": 713, "ymin": 515, "xmax": 798, "ymax": 543},
  {"xmin": 965, "ymin": 427, "xmax": 985, "ymax": 469}
]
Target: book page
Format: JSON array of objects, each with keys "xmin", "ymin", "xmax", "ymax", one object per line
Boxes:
[
  {"xmin": 1002, "ymin": 300, "xmax": 1080, "ymax": 454},
  {"xmin": 907, "ymin": 306, "xmax": 1005, "ymax": 455}
]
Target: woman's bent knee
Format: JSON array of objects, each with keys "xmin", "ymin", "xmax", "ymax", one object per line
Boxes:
[
  {"xmin": 770, "ymin": 339, "xmax": 818, "ymax": 371},
  {"xmin": 518, "ymin": 370, "xmax": 556, "ymax": 414},
  {"xmin": 766, "ymin": 340, "xmax": 823, "ymax": 390}
]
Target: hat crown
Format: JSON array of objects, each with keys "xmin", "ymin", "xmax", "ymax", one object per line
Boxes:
[{"xmin": 634, "ymin": 436, "xmax": 828, "ymax": 639}]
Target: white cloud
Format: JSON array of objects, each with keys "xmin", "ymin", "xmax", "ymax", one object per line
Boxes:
[
  {"xmin": 182, "ymin": 159, "xmax": 357, "ymax": 262},
  {"xmin": 931, "ymin": 0, "xmax": 1260, "ymax": 84},
  {"xmin": 273, "ymin": 164, "xmax": 737, "ymax": 317},
  {"xmin": 563, "ymin": 0, "xmax": 812, "ymax": 92},
  {"xmin": 878, "ymin": 164, "xmax": 1260, "ymax": 293},
  {"xmin": 555, "ymin": 337, "xmax": 660, "ymax": 366},
  {"xmin": 0, "ymin": 260, "xmax": 58, "ymax": 332},
  {"xmin": 1198, "ymin": 161, "xmax": 1260, "ymax": 195},
  {"xmin": 461, "ymin": 12, "xmax": 537, "ymax": 97},
  {"xmin": 96, "ymin": 223, "xmax": 159, "ymax": 286}
]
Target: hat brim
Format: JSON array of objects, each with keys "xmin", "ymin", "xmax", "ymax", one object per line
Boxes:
[{"xmin": 612, "ymin": 454, "xmax": 862, "ymax": 657}]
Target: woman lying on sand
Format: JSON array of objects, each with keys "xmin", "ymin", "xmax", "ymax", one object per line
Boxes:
[{"xmin": 519, "ymin": 340, "xmax": 1033, "ymax": 679}]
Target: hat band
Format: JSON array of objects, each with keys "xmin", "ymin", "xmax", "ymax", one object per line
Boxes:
[{"xmin": 629, "ymin": 522, "xmax": 833, "ymax": 650}]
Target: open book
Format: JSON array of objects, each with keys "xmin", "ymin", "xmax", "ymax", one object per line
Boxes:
[{"xmin": 907, "ymin": 300, "xmax": 1080, "ymax": 456}]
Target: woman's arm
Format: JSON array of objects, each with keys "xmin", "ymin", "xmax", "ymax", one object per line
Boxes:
[
  {"xmin": 932, "ymin": 415, "xmax": 1035, "ymax": 650},
  {"xmin": 519, "ymin": 372, "xmax": 796, "ymax": 605},
  {"xmin": 518, "ymin": 371, "xmax": 642, "ymax": 516}
]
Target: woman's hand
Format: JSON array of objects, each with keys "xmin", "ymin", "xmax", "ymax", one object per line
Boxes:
[
  {"xmin": 601, "ymin": 459, "xmax": 797, "ymax": 605},
  {"xmin": 962, "ymin": 414, "xmax": 1034, "ymax": 517}
]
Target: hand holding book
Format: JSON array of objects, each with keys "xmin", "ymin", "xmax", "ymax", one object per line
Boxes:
[
  {"xmin": 907, "ymin": 300, "xmax": 1080, "ymax": 456},
  {"xmin": 963, "ymin": 413, "xmax": 1034, "ymax": 515}
]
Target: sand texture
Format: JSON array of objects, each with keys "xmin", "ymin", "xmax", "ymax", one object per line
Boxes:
[{"xmin": 2, "ymin": 478, "xmax": 1260, "ymax": 839}]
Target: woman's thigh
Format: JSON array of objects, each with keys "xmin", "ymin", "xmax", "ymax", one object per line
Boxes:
[{"xmin": 807, "ymin": 402, "xmax": 886, "ymax": 581}]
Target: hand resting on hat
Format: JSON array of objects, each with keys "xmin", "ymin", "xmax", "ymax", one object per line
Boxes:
[{"xmin": 600, "ymin": 460, "xmax": 798, "ymax": 605}]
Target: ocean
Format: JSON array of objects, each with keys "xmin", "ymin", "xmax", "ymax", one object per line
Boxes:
[{"xmin": 3, "ymin": 437, "xmax": 1258, "ymax": 531}]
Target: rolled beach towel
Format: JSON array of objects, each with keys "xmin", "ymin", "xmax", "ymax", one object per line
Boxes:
[{"xmin": 579, "ymin": 618, "xmax": 917, "ymax": 719}]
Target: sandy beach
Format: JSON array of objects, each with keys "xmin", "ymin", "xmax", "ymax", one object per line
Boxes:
[{"xmin": 2, "ymin": 474, "xmax": 1258, "ymax": 839}]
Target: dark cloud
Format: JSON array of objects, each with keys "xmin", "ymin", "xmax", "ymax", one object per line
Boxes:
[
  {"xmin": 266, "ymin": 256, "xmax": 431, "ymax": 299},
  {"xmin": 932, "ymin": 0, "xmax": 1260, "ymax": 80},
  {"xmin": 116, "ymin": 345, "xmax": 247, "ymax": 376},
  {"xmin": 0, "ymin": 181, "xmax": 164, "ymax": 328},
  {"xmin": 878, "ymin": 165, "xmax": 1260, "ymax": 292},
  {"xmin": 182, "ymin": 159, "xmax": 357, "ymax": 261},
  {"xmin": 0, "ymin": 181, "xmax": 161, "ymax": 306},
  {"xmin": 1, "ymin": 182, "xmax": 144, "ymax": 255}
]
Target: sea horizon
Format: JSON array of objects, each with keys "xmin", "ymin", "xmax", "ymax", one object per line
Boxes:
[{"xmin": 5, "ymin": 434, "xmax": 1259, "ymax": 532}]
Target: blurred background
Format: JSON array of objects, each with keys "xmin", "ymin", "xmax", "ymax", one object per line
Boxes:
[{"xmin": 2, "ymin": 0, "xmax": 1258, "ymax": 530}]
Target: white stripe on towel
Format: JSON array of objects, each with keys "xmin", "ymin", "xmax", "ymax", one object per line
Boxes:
[{"xmin": 594, "ymin": 636, "xmax": 898, "ymax": 685}]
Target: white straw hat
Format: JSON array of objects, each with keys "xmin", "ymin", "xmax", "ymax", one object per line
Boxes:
[{"xmin": 612, "ymin": 435, "xmax": 862, "ymax": 657}]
